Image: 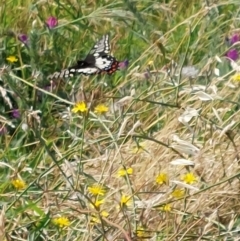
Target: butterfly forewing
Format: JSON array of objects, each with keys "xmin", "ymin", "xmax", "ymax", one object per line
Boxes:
[{"xmin": 89, "ymin": 35, "xmax": 110, "ymax": 57}]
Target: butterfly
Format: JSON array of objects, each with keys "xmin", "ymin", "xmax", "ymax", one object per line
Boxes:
[{"xmin": 48, "ymin": 35, "xmax": 119, "ymax": 80}]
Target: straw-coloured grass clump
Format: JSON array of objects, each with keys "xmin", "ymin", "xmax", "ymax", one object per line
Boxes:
[{"xmin": 2, "ymin": 1, "xmax": 240, "ymax": 240}]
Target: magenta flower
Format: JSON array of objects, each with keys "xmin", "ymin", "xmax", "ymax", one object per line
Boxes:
[
  {"xmin": 46, "ymin": 16, "xmax": 58, "ymax": 29},
  {"xmin": 226, "ymin": 49, "xmax": 239, "ymax": 61},
  {"xmin": 18, "ymin": 34, "xmax": 28, "ymax": 45},
  {"xmin": 118, "ymin": 60, "xmax": 129, "ymax": 70},
  {"xmin": 11, "ymin": 109, "xmax": 20, "ymax": 119},
  {"xmin": 230, "ymin": 34, "xmax": 240, "ymax": 45}
]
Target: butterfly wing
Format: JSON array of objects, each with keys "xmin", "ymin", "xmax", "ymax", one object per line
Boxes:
[
  {"xmin": 87, "ymin": 35, "xmax": 111, "ymax": 58},
  {"xmin": 68, "ymin": 60, "xmax": 99, "ymax": 76},
  {"xmin": 48, "ymin": 56, "xmax": 99, "ymax": 79},
  {"xmin": 58, "ymin": 35, "xmax": 110, "ymax": 77},
  {"xmin": 47, "ymin": 34, "xmax": 119, "ymax": 80},
  {"xmin": 85, "ymin": 35, "xmax": 119, "ymax": 73}
]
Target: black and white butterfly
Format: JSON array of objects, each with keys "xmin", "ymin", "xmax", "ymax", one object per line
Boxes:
[{"xmin": 48, "ymin": 35, "xmax": 119, "ymax": 80}]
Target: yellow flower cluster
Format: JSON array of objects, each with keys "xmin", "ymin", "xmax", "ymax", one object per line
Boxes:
[
  {"xmin": 12, "ymin": 179, "xmax": 26, "ymax": 190},
  {"xmin": 53, "ymin": 216, "xmax": 70, "ymax": 228},
  {"xmin": 72, "ymin": 102, "xmax": 109, "ymax": 115},
  {"xmin": 156, "ymin": 173, "xmax": 168, "ymax": 185},
  {"xmin": 181, "ymin": 172, "xmax": 197, "ymax": 184},
  {"xmin": 117, "ymin": 167, "xmax": 133, "ymax": 177},
  {"xmin": 6, "ymin": 56, "xmax": 18, "ymax": 63},
  {"xmin": 72, "ymin": 101, "xmax": 88, "ymax": 113},
  {"xmin": 88, "ymin": 184, "xmax": 106, "ymax": 196},
  {"xmin": 120, "ymin": 194, "xmax": 132, "ymax": 207}
]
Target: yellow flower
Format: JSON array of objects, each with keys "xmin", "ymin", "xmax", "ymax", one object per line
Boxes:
[
  {"xmin": 136, "ymin": 227, "xmax": 146, "ymax": 238},
  {"xmin": 171, "ymin": 188, "xmax": 185, "ymax": 198},
  {"xmin": 53, "ymin": 216, "xmax": 70, "ymax": 228},
  {"xmin": 117, "ymin": 167, "xmax": 133, "ymax": 177},
  {"xmin": 90, "ymin": 199, "xmax": 105, "ymax": 209},
  {"xmin": 72, "ymin": 101, "xmax": 88, "ymax": 113},
  {"xmin": 88, "ymin": 184, "xmax": 106, "ymax": 196},
  {"xmin": 6, "ymin": 56, "xmax": 18, "ymax": 63},
  {"xmin": 232, "ymin": 73, "xmax": 240, "ymax": 82},
  {"xmin": 100, "ymin": 210, "xmax": 109, "ymax": 217},
  {"xmin": 94, "ymin": 104, "xmax": 109, "ymax": 114},
  {"xmin": 181, "ymin": 172, "xmax": 197, "ymax": 184},
  {"xmin": 159, "ymin": 204, "xmax": 171, "ymax": 212},
  {"xmin": 120, "ymin": 194, "xmax": 132, "ymax": 207},
  {"xmin": 90, "ymin": 210, "xmax": 109, "ymax": 224},
  {"xmin": 155, "ymin": 173, "xmax": 168, "ymax": 185},
  {"xmin": 90, "ymin": 216, "xmax": 100, "ymax": 224},
  {"xmin": 131, "ymin": 142, "xmax": 146, "ymax": 154},
  {"xmin": 12, "ymin": 179, "xmax": 26, "ymax": 190},
  {"xmin": 148, "ymin": 60, "xmax": 153, "ymax": 65}
]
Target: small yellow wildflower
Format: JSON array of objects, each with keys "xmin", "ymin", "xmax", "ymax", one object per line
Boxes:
[
  {"xmin": 171, "ymin": 188, "xmax": 185, "ymax": 198},
  {"xmin": 90, "ymin": 199, "xmax": 105, "ymax": 209},
  {"xmin": 100, "ymin": 210, "xmax": 109, "ymax": 217},
  {"xmin": 136, "ymin": 227, "xmax": 146, "ymax": 238},
  {"xmin": 90, "ymin": 216, "xmax": 101, "ymax": 224},
  {"xmin": 155, "ymin": 173, "xmax": 168, "ymax": 185},
  {"xmin": 132, "ymin": 142, "xmax": 146, "ymax": 154},
  {"xmin": 117, "ymin": 167, "xmax": 133, "ymax": 177},
  {"xmin": 90, "ymin": 210, "xmax": 109, "ymax": 224},
  {"xmin": 6, "ymin": 56, "xmax": 18, "ymax": 63},
  {"xmin": 148, "ymin": 60, "xmax": 153, "ymax": 65},
  {"xmin": 53, "ymin": 216, "xmax": 70, "ymax": 228},
  {"xmin": 94, "ymin": 199, "xmax": 105, "ymax": 208},
  {"xmin": 94, "ymin": 104, "xmax": 109, "ymax": 114},
  {"xmin": 72, "ymin": 101, "xmax": 88, "ymax": 113},
  {"xmin": 12, "ymin": 179, "xmax": 26, "ymax": 190},
  {"xmin": 120, "ymin": 194, "xmax": 132, "ymax": 207},
  {"xmin": 159, "ymin": 204, "xmax": 171, "ymax": 212},
  {"xmin": 181, "ymin": 172, "xmax": 197, "ymax": 184},
  {"xmin": 232, "ymin": 73, "xmax": 240, "ymax": 82},
  {"xmin": 88, "ymin": 184, "xmax": 106, "ymax": 196}
]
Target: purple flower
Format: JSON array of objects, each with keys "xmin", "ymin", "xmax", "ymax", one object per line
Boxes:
[
  {"xmin": 230, "ymin": 34, "xmax": 240, "ymax": 45},
  {"xmin": 46, "ymin": 16, "xmax": 58, "ymax": 29},
  {"xmin": 18, "ymin": 34, "xmax": 28, "ymax": 45},
  {"xmin": 12, "ymin": 109, "xmax": 20, "ymax": 119},
  {"xmin": 118, "ymin": 60, "xmax": 129, "ymax": 70},
  {"xmin": 226, "ymin": 49, "xmax": 239, "ymax": 61}
]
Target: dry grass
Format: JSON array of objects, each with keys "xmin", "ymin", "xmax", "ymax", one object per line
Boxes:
[{"xmin": 1, "ymin": 0, "xmax": 240, "ymax": 240}]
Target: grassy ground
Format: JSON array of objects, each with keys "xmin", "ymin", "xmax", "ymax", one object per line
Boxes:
[{"xmin": 1, "ymin": 0, "xmax": 240, "ymax": 240}]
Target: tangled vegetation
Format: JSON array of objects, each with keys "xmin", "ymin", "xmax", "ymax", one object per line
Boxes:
[{"xmin": 1, "ymin": 0, "xmax": 240, "ymax": 240}]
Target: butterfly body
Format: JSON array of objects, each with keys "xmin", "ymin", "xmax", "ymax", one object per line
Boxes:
[{"xmin": 48, "ymin": 35, "xmax": 119, "ymax": 80}]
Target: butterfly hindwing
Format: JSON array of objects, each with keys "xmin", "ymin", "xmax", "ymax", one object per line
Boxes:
[{"xmin": 90, "ymin": 35, "xmax": 118, "ymax": 72}]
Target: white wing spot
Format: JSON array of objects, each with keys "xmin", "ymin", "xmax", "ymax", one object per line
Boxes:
[{"xmin": 95, "ymin": 57, "xmax": 113, "ymax": 70}]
